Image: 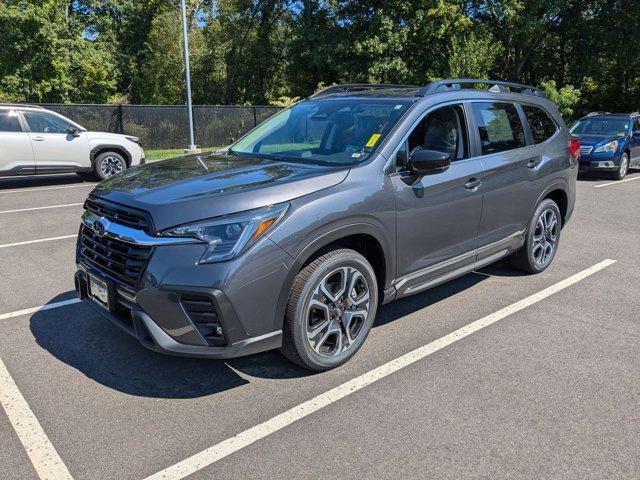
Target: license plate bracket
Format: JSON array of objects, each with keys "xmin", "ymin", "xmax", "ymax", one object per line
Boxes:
[{"xmin": 88, "ymin": 274, "xmax": 110, "ymax": 310}]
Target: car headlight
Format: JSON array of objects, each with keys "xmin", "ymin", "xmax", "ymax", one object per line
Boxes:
[
  {"xmin": 125, "ymin": 135, "xmax": 140, "ymax": 144},
  {"xmin": 594, "ymin": 140, "xmax": 618, "ymax": 153},
  {"xmin": 161, "ymin": 203, "xmax": 288, "ymax": 263}
]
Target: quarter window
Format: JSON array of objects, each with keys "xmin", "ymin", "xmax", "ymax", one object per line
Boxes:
[
  {"xmin": 23, "ymin": 111, "xmax": 71, "ymax": 134},
  {"xmin": 472, "ymin": 102, "xmax": 526, "ymax": 155},
  {"xmin": 0, "ymin": 111, "xmax": 22, "ymax": 132},
  {"xmin": 522, "ymin": 105, "xmax": 558, "ymax": 143}
]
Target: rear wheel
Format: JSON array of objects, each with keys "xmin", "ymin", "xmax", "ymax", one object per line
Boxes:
[
  {"xmin": 280, "ymin": 249, "xmax": 378, "ymax": 371},
  {"xmin": 510, "ymin": 199, "xmax": 561, "ymax": 274},
  {"xmin": 95, "ymin": 151, "xmax": 127, "ymax": 181}
]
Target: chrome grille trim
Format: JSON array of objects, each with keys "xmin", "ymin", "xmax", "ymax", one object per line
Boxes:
[{"xmin": 580, "ymin": 145, "xmax": 593, "ymax": 155}]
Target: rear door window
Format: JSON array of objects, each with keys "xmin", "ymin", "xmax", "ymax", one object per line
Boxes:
[
  {"xmin": 0, "ymin": 111, "xmax": 22, "ymax": 132},
  {"xmin": 522, "ymin": 105, "xmax": 558, "ymax": 143},
  {"xmin": 471, "ymin": 102, "xmax": 526, "ymax": 155}
]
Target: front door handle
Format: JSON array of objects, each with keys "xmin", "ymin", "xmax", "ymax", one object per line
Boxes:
[
  {"xmin": 32, "ymin": 136, "xmax": 45, "ymax": 141},
  {"xmin": 527, "ymin": 157, "xmax": 541, "ymax": 168},
  {"xmin": 465, "ymin": 178, "xmax": 482, "ymax": 190}
]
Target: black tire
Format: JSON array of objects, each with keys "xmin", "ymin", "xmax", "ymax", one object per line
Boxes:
[
  {"xmin": 280, "ymin": 249, "xmax": 378, "ymax": 371},
  {"xmin": 94, "ymin": 151, "xmax": 127, "ymax": 181},
  {"xmin": 510, "ymin": 199, "xmax": 562, "ymax": 274},
  {"xmin": 613, "ymin": 152, "xmax": 629, "ymax": 180}
]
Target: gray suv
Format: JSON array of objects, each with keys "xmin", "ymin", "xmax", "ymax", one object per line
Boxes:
[{"xmin": 74, "ymin": 80, "xmax": 578, "ymax": 370}]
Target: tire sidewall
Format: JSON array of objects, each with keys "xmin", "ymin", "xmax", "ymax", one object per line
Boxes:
[
  {"xmin": 616, "ymin": 153, "xmax": 629, "ymax": 180},
  {"xmin": 523, "ymin": 199, "xmax": 561, "ymax": 273},
  {"xmin": 95, "ymin": 151, "xmax": 127, "ymax": 181},
  {"xmin": 292, "ymin": 251, "xmax": 378, "ymax": 370}
]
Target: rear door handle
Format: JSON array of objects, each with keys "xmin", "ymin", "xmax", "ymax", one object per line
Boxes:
[
  {"xmin": 465, "ymin": 178, "xmax": 482, "ymax": 190},
  {"xmin": 527, "ymin": 157, "xmax": 541, "ymax": 168},
  {"xmin": 32, "ymin": 136, "xmax": 45, "ymax": 141}
]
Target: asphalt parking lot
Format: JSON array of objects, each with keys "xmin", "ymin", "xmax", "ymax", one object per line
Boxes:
[{"xmin": 0, "ymin": 170, "xmax": 639, "ymax": 480}]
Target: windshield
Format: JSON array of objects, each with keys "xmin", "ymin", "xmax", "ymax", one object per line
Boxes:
[
  {"xmin": 570, "ymin": 118, "xmax": 630, "ymax": 136},
  {"xmin": 230, "ymin": 99, "xmax": 412, "ymax": 165}
]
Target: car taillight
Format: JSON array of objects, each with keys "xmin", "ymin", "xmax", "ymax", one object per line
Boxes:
[{"xmin": 569, "ymin": 137, "xmax": 580, "ymax": 160}]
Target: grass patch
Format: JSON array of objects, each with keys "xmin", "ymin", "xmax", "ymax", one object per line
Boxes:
[{"xmin": 145, "ymin": 147, "xmax": 217, "ymax": 162}]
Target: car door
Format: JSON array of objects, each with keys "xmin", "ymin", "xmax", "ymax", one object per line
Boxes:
[
  {"xmin": 0, "ymin": 109, "xmax": 35, "ymax": 175},
  {"xmin": 21, "ymin": 110, "xmax": 89, "ymax": 172},
  {"xmin": 630, "ymin": 118, "xmax": 640, "ymax": 162},
  {"xmin": 470, "ymin": 101, "xmax": 545, "ymax": 264},
  {"xmin": 390, "ymin": 102, "xmax": 484, "ymax": 296}
]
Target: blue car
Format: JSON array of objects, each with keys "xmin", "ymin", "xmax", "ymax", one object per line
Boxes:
[{"xmin": 571, "ymin": 112, "xmax": 640, "ymax": 179}]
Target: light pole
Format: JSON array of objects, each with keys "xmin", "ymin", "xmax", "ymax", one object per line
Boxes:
[{"xmin": 180, "ymin": 0, "xmax": 200, "ymax": 153}]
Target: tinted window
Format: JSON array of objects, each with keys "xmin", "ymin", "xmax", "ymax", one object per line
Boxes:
[
  {"xmin": 570, "ymin": 118, "xmax": 630, "ymax": 136},
  {"xmin": 23, "ymin": 111, "xmax": 71, "ymax": 134},
  {"xmin": 0, "ymin": 111, "xmax": 22, "ymax": 132},
  {"xmin": 394, "ymin": 105, "xmax": 468, "ymax": 172},
  {"xmin": 633, "ymin": 118, "xmax": 640, "ymax": 132},
  {"xmin": 472, "ymin": 102, "xmax": 526, "ymax": 155},
  {"xmin": 522, "ymin": 105, "xmax": 557, "ymax": 143}
]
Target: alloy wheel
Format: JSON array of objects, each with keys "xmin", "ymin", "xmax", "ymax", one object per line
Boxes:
[
  {"xmin": 100, "ymin": 156, "xmax": 124, "ymax": 178},
  {"xmin": 306, "ymin": 266, "xmax": 370, "ymax": 357},
  {"xmin": 532, "ymin": 207, "xmax": 558, "ymax": 268},
  {"xmin": 619, "ymin": 154, "xmax": 629, "ymax": 178}
]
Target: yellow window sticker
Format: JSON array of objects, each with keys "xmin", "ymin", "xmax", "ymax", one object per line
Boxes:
[{"xmin": 365, "ymin": 133, "xmax": 382, "ymax": 148}]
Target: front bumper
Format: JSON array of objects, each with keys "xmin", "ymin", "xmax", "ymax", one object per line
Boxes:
[
  {"xmin": 75, "ymin": 237, "xmax": 293, "ymax": 359},
  {"xmin": 579, "ymin": 152, "xmax": 621, "ymax": 172}
]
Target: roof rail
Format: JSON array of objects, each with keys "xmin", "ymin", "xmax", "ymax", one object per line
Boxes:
[
  {"xmin": 309, "ymin": 84, "xmax": 420, "ymax": 99},
  {"xmin": 418, "ymin": 79, "xmax": 546, "ymax": 98},
  {"xmin": 0, "ymin": 103, "xmax": 44, "ymax": 109},
  {"xmin": 585, "ymin": 111, "xmax": 610, "ymax": 117}
]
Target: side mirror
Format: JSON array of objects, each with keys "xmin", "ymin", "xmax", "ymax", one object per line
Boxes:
[
  {"xmin": 408, "ymin": 149, "xmax": 451, "ymax": 176},
  {"xmin": 67, "ymin": 127, "xmax": 80, "ymax": 137}
]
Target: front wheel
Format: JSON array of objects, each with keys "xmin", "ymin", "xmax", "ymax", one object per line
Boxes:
[
  {"xmin": 614, "ymin": 152, "xmax": 629, "ymax": 180},
  {"xmin": 510, "ymin": 199, "xmax": 561, "ymax": 274},
  {"xmin": 280, "ymin": 249, "xmax": 378, "ymax": 371},
  {"xmin": 95, "ymin": 151, "xmax": 127, "ymax": 181}
]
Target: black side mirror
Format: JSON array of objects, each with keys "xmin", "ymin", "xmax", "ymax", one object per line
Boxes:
[
  {"xmin": 408, "ymin": 149, "xmax": 451, "ymax": 176},
  {"xmin": 67, "ymin": 127, "xmax": 80, "ymax": 137}
]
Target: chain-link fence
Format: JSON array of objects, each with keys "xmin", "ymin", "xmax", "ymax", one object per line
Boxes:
[{"xmin": 38, "ymin": 104, "xmax": 282, "ymax": 149}]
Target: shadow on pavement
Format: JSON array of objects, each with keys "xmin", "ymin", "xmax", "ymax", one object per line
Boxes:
[
  {"xmin": 0, "ymin": 174, "xmax": 92, "ymax": 190},
  {"xmin": 30, "ymin": 271, "xmax": 491, "ymax": 398}
]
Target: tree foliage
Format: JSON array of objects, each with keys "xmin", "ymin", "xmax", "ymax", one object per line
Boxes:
[{"xmin": 1, "ymin": 0, "xmax": 639, "ymax": 117}]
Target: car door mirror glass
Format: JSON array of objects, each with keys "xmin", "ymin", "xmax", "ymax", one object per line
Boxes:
[{"xmin": 67, "ymin": 127, "xmax": 80, "ymax": 137}]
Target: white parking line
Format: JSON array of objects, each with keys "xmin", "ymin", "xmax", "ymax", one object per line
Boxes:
[
  {"xmin": 0, "ymin": 203, "xmax": 83, "ymax": 214},
  {"xmin": 594, "ymin": 175, "xmax": 640, "ymax": 188},
  {"xmin": 0, "ymin": 357, "xmax": 74, "ymax": 479},
  {"xmin": 0, "ymin": 235, "xmax": 76, "ymax": 249},
  {"xmin": 145, "ymin": 259, "xmax": 617, "ymax": 480},
  {"xmin": 0, "ymin": 299, "xmax": 81, "ymax": 321},
  {"xmin": 0, "ymin": 183, "xmax": 95, "ymax": 195}
]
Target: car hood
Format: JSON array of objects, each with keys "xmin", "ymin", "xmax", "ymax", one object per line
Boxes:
[
  {"xmin": 90, "ymin": 153, "xmax": 349, "ymax": 231},
  {"xmin": 575, "ymin": 134, "xmax": 622, "ymax": 147}
]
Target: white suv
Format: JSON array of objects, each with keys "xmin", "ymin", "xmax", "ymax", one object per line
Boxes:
[{"xmin": 0, "ymin": 104, "xmax": 145, "ymax": 180}]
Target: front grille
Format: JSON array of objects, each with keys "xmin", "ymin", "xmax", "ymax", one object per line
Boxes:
[
  {"xmin": 580, "ymin": 145, "xmax": 593, "ymax": 155},
  {"xmin": 85, "ymin": 197, "xmax": 151, "ymax": 232},
  {"xmin": 79, "ymin": 225, "xmax": 152, "ymax": 290},
  {"xmin": 180, "ymin": 294, "xmax": 225, "ymax": 346}
]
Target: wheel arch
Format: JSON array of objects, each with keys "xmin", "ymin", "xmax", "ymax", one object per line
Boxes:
[
  {"xmin": 90, "ymin": 145, "xmax": 132, "ymax": 168},
  {"xmin": 534, "ymin": 180, "xmax": 569, "ymax": 227},
  {"xmin": 273, "ymin": 223, "xmax": 393, "ymax": 332}
]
